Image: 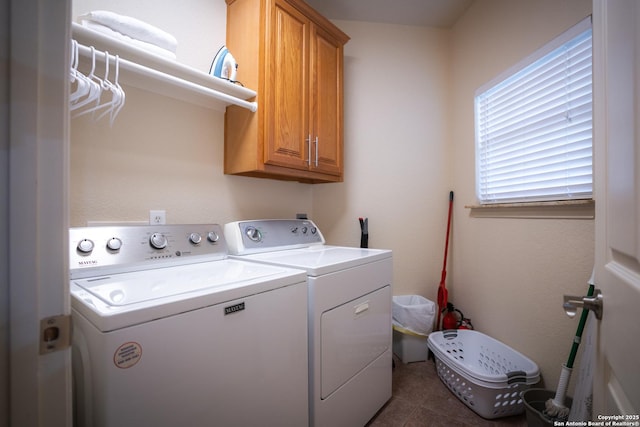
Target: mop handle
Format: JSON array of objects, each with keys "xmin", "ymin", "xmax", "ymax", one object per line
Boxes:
[{"xmin": 566, "ymin": 283, "xmax": 595, "ymax": 368}]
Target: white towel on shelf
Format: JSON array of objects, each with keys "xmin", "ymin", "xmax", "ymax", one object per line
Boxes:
[
  {"xmin": 80, "ymin": 21, "xmax": 177, "ymax": 60},
  {"xmin": 79, "ymin": 10, "xmax": 177, "ymax": 53}
]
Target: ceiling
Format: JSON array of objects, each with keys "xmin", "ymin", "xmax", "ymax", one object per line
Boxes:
[{"xmin": 304, "ymin": 0, "xmax": 474, "ymax": 28}]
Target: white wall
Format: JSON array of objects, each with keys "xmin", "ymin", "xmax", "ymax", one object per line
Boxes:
[
  {"xmin": 70, "ymin": 0, "xmax": 312, "ymax": 227},
  {"xmin": 449, "ymin": 0, "xmax": 594, "ymax": 390}
]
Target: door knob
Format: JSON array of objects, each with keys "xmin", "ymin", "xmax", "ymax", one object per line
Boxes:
[{"xmin": 563, "ymin": 289, "xmax": 603, "ymax": 320}]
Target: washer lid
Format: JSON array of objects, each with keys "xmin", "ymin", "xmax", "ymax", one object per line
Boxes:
[
  {"xmin": 238, "ymin": 245, "xmax": 392, "ymax": 276},
  {"xmin": 71, "ymin": 259, "xmax": 306, "ymax": 332},
  {"xmin": 74, "ymin": 259, "xmax": 287, "ymax": 306}
]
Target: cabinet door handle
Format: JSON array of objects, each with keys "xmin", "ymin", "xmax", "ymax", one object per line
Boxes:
[
  {"xmin": 306, "ymin": 134, "xmax": 311, "ymax": 166},
  {"xmin": 314, "ymin": 136, "xmax": 319, "ymax": 167}
]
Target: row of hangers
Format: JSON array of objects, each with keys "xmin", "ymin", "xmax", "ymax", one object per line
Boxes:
[{"xmin": 70, "ymin": 39, "xmax": 126, "ymax": 125}]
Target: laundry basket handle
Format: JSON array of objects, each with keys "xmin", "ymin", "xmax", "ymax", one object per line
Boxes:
[
  {"xmin": 443, "ymin": 329, "xmax": 458, "ymax": 339},
  {"xmin": 506, "ymin": 370, "xmax": 527, "ymax": 384}
]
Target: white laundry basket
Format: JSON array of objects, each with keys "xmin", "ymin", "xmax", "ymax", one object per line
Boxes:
[{"xmin": 427, "ymin": 329, "xmax": 540, "ymax": 419}]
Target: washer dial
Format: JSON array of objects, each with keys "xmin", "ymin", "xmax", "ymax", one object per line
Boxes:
[
  {"xmin": 77, "ymin": 239, "xmax": 94, "ymax": 253},
  {"xmin": 149, "ymin": 233, "xmax": 168, "ymax": 249},
  {"xmin": 106, "ymin": 237, "xmax": 122, "ymax": 251},
  {"xmin": 189, "ymin": 232, "xmax": 202, "ymax": 245}
]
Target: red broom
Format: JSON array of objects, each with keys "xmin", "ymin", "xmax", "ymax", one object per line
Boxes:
[{"xmin": 436, "ymin": 191, "xmax": 454, "ymax": 331}]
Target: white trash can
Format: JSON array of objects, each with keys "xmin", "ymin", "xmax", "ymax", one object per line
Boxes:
[{"xmin": 392, "ymin": 295, "xmax": 436, "ymax": 363}]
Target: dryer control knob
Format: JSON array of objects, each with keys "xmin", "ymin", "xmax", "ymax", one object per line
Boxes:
[
  {"xmin": 149, "ymin": 233, "xmax": 168, "ymax": 249},
  {"xmin": 245, "ymin": 226, "xmax": 262, "ymax": 242},
  {"xmin": 77, "ymin": 239, "xmax": 94, "ymax": 253},
  {"xmin": 207, "ymin": 231, "xmax": 219, "ymax": 243},
  {"xmin": 106, "ymin": 237, "xmax": 122, "ymax": 251}
]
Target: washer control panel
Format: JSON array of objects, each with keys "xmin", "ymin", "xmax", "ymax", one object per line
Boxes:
[
  {"xmin": 224, "ymin": 219, "xmax": 325, "ymax": 255},
  {"xmin": 69, "ymin": 224, "xmax": 226, "ymax": 278}
]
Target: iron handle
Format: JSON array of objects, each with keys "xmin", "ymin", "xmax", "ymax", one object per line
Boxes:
[
  {"xmin": 306, "ymin": 134, "xmax": 311, "ymax": 166},
  {"xmin": 563, "ymin": 288, "xmax": 603, "ymax": 320}
]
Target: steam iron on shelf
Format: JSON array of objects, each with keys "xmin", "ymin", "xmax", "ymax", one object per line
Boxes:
[{"xmin": 210, "ymin": 45, "xmax": 238, "ymax": 82}]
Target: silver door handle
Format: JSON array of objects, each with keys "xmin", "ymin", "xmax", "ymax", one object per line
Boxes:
[
  {"xmin": 306, "ymin": 134, "xmax": 311, "ymax": 166},
  {"xmin": 314, "ymin": 136, "xmax": 319, "ymax": 167},
  {"xmin": 563, "ymin": 289, "xmax": 603, "ymax": 320}
]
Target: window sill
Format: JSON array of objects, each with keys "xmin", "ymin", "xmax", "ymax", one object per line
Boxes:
[{"xmin": 465, "ymin": 199, "xmax": 595, "ymax": 219}]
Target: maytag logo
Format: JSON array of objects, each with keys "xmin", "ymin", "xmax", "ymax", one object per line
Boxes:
[
  {"xmin": 78, "ymin": 259, "xmax": 98, "ymax": 266},
  {"xmin": 224, "ymin": 302, "xmax": 245, "ymax": 315}
]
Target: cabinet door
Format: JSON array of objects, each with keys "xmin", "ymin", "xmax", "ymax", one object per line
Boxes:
[
  {"xmin": 264, "ymin": 0, "xmax": 310, "ymax": 171},
  {"xmin": 310, "ymin": 24, "xmax": 343, "ymax": 176}
]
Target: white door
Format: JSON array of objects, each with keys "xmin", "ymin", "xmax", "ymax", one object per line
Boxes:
[
  {"xmin": 593, "ymin": 0, "xmax": 640, "ymax": 416},
  {"xmin": 8, "ymin": 0, "xmax": 72, "ymax": 426}
]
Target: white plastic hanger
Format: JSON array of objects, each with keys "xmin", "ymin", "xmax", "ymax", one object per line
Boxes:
[
  {"xmin": 70, "ymin": 43, "xmax": 126, "ymax": 124},
  {"xmin": 70, "ymin": 46, "xmax": 102, "ymax": 113},
  {"xmin": 69, "ymin": 40, "xmax": 91, "ymax": 104},
  {"xmin": 75, "ymin": 50, "xmax": 115, "ymax": 118},
  {"xmin": 95, "ymin": 52, "xmax": 126, "ymax": 124},
  {"xmin": 109, "ymin": 55, "xmax": 126, "ymax": 125}
]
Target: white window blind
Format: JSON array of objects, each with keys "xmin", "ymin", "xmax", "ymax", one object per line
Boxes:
[{"xmin": 475, "ymin": 18, "xmax": 592, "ymax": 204}]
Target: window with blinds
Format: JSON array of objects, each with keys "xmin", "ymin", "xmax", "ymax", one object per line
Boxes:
[{"xmin": 475, "ymin": 17, "xmax": 593, "ymax": 205}]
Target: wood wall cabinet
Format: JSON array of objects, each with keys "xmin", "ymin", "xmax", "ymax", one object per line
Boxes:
[{"xmin": 224, "ymin": 0, "xmax": 350, "ymax": 183}]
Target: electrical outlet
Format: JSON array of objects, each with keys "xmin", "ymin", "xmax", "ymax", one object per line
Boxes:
[{"xmin": 149, "ymin": 210, "xmax": 166, "ymax": 225}]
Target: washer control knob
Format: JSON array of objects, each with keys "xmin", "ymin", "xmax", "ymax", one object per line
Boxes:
[
  {"xmin": 149, "ymin": 233, "xmax": 168, "ymax": 249},
  {"xmin": 77, "ymin": 239, "xmax": 94, "ymax": 253},
  {"xmin": 207, "ymin": 231, "xmax": 219, "ymax": 243},
  {"xmin": 311, "ymin": 227, "xmax": 317, "ymax": 235},
  {"xmin": 106, "ymin": 237, "xmax": 122, "ymax": 251},
  {"xmin": 245, "ymin": 226, "xmax": 262, "ymax": 242},
  {"xmin": 189, "ymin": 232, "xmax": 202, "ymax": 245},
  {"xmin": 302, "ymin": 226, "xmax": 308, "ymax": 234}
]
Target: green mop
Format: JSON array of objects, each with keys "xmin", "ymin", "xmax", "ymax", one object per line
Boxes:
[{"xmin": 544, "ymin": 273, "xmax": 595, "ymax": 420}]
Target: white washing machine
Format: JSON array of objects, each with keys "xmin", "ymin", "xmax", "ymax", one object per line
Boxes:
[
  {"xmin": 224, "ymin": 219, "xmax": 393, "ymax": 427},
  {"xmin": 69, "ymin": 223, "xmax": 309, "ymax": 427}
]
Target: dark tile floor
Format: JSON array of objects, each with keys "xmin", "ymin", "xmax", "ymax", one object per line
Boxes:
[{"xmin": 366, "ymin": 355, "xmax": 528, "ymax": 427}]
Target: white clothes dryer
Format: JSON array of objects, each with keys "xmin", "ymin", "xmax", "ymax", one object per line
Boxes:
[
  {"xmin": 225, "ymin": 219, "xmax": 393, "ymax": 427},
  {"xmin": 70, "ymin": 223, "xmax": 309, "ymax": 427}
]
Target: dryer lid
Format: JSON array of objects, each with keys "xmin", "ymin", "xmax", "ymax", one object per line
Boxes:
[{"xmin": 241, "ymin": 245, "xmax": 391, "ymax": 276}]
